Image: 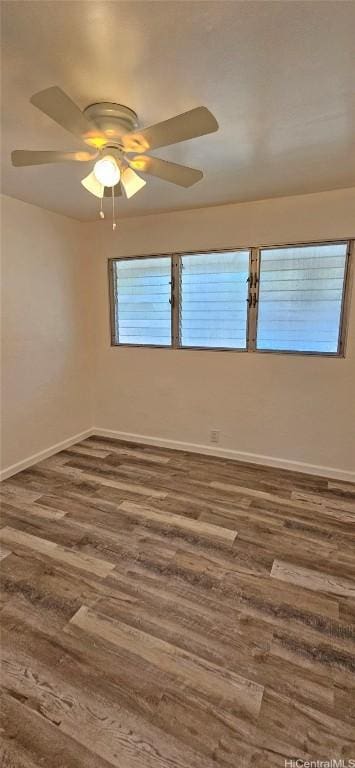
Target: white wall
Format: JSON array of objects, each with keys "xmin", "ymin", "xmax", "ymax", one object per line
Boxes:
[
  {"xmin": 1, "ymin": 188, "xmax": 354, "ymax": 479},
  {"xmin": 0, "ymin": 195, "xmax": 93, "ymax": 473},
  {"xmin": 90, "ymin": 188, "xmax": 355, "ymax": 477}
]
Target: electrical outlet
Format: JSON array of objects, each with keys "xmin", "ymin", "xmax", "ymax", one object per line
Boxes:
[{"xmin": 210, "ymin": 429, "xmax": 220, "ymax": 444}]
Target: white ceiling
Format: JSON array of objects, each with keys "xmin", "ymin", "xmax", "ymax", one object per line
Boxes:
[{"xmin": 1, "ymin": 1, "xmax": 355, "ymax": 221}]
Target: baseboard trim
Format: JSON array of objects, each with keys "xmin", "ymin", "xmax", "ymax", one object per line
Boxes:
[
  {"xmin": 0, "ymin": 429, "xmax": 94, "ymax": 481},
  {"xmin": 1, "ymin": 426, "xmax": 353, "ymax": 483},
  {"xmin": 93, "ymin": 427, "xmax": 355, "ymax": 483}
]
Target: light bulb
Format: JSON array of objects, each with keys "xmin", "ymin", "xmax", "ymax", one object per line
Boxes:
[{"xmin": 93, "ymin": 155, "xmax": 120, "ymax": 187}]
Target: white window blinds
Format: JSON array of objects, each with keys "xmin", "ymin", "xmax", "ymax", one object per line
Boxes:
[
  {"xmin": 113, "ymin": 257, "xmax": 172, "ymax": 346},
  {"xmin": 256, "ymin": 243, "xmax": 348, "ymax": 353},
  {"xmin": 180, "ymin": 251, "xmax": 250, "ymax": 349}
]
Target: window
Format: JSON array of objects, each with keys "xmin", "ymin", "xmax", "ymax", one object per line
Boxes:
[
  {"xmin": 110, "ymin": 257, "xmax": 172, "ymax": 346},
  {"xmin": 256, "ymin": 242, "xmax": 349, "ymax": 353},
  {"xmin": 109, "ymin": 240, "xmax": 351, "ymax": 355},
  {"xmin": 180, "ymin": 250, "xmax": 250, "ymax": 349}
]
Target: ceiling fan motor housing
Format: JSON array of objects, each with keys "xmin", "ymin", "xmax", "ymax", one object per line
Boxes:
[
  {"xmin": 100, "ymin": 146, "xmax": 126, "ymax": 164},
  {"xmin": 83, "ymin": 103, "xmax": 138, "ymax": 145}
]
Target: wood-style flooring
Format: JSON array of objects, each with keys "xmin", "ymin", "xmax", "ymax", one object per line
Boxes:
[{"xmin": 1, "ymin": 436, "xmax": 355, "ymax": 767}]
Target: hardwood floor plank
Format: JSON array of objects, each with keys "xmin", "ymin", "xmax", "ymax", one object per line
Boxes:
[
  {"xmin": 0, "ymin": 611, "xmax": 176, "ymax": 727},
  {"xmin": 94, "ymin": 584, "xmax": 273, "ymax": 682},
  {"xmin": 0, "ymin": 546, "xmax": 112, "ymax": 633},
  {"xmin": 271, "ymin": 559, "xmax": 355, "ymax": 599},
  {"xmin": 199, "ymin": 508, "xmax": 248, "ymax": 530},
  {"xmin": 0, "ymin": 526, "xmax": 115, "ymax": 578},
  {"xmin": 94, "ymin": 581, "xmax": 334, "ymax": 711},
  {"xmin": 1, "ymin": 436, "xmax": 354, "ymax": 766},
  {"xmin": 0, "ymin": 543, "xmax": 11, "ymax": 561},
  {"xmin": 108, "ymin": 448, "xmax": 171, "ymax": 465},
  {"xmin": 154, "ymin": 690, "xmax": 255, "ymax": 767},
  {"xmin": 2, "ymin": 636, "xmax": 214, "ymax": 768},
  {"xmin": 270, "ymin": 628, "xmax": 355, "ymax": 686},
  {"xmin": 1, "ymin": 499, "xmax": 67, "ymax": 520},
  {"xmin": 171, "ymin": 550, "xmax": 340, "ymax": 617},
  {"xmin": 0, "ymin": 690, "xmax": 115, "ymax": 768},
  {"xmin": 0, "ymin": 483, "xmax": 42, "ymax": 503},
  {"xmin": 69, "ymin": 605, "xmax": 264, "ymax": 718},
  {"xmin": 64, "ymin": 445, "xmax": 112, "ymax": 459},
  {"xmin": 210, "ymin": 480, "xmax": 337, "ymax": 514},
  {"xmin": 119, "ymin": 500, "xmax": 238, "ymax": 544},
  {"xmin": 85, "ymin": 438, "xmax": 172, "ymax": 464},
  {"xmin": 328, "ymin": 481, "xmax": 355, "ymax": 496},
  {"xmin": 63, "ymin": 467, "xmax": 168, "ymax": 498},
  {"xmin": 0, "ymin": 739, "xmax": 44, "ymax": 768},
  {"xmin": 254, "ymin": 689, "xmax": 355, "ymax": 761},
  {"xmin": 292, "ymin": 489, "xmax": 355, "ymax": 514}
]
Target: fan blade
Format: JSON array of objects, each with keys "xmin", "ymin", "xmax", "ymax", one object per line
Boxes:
[
  {"xmin": 120, "ymin": 167, "xmax": 146, "ymax": 199},
  {"xmin": 130, "ymin": 155, "xmax": 203, "ymax": 187},
  {"xmin": 81, "ymin": 171, "xmax": 104, "ymax": 198},
  {"xmin": 122, "ymin": 107, "xmax": 218, "ymax": 153},
  {"xmin": 104, "ymin": 184, "xmax": 122, "ymax": 197},
  {"xmin": 12, "ymin": 149, "xmax": 96, "ymax": 167},
  {"xmin": 30, "ymin": 86, "xmax": 107, "ymax": 149}
]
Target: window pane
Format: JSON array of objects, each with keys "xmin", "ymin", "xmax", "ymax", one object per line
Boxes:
[
  {"xmin": 114, "ymin": 257, "xmax": 172, "ymax": 346},
  {"xmin": 256, "ymin": 243, "xmax": 348, "ymax": 353},
  {"xmin": 180, "ymin": 251, "xmax": 250, "ymax": 349}
]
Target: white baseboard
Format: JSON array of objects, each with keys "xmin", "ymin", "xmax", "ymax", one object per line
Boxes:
[
  {"xmin": 0, "ymin": 429, "xmax": 94, "ymax": 481},
  {"xmin": 93, "ymin": 427, "xmax": 355, "ymax": 483},
  {"xmin": 1, "ymin": 425, "xmax": 353, "ymax": 483}
]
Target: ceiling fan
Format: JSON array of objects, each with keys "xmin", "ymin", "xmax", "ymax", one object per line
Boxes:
[{"xmin": 11, "ymin": 87, "xmax": 219, "ymax": 221}]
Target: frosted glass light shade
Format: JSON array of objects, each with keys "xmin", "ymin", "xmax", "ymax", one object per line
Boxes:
[
  {"xmin": 94, "ymin": 155, "xmax": 120, "ymax": 187},
  {"xmin": 121, "ymin": 167, "xmax": 146, "ymax": 198},
  {"xmin": 81, "ymin": 171, "xmax": 104, "ymax": 198}
]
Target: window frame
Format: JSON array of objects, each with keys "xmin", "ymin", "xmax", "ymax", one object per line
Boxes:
[
  {"xmin": 108, "ymin": 253, "xmax": 174, "ymax": 348},
  {"xmin": 175, "ymin": 247, "xmax": 252, "ymax": 352},
  {"xmin": 254, "ymin": 239, "xmax": 353, "ymax": 358},
  {"xmin": 108, "ymin": 238, "xmax": 353, "ymax": 357}
]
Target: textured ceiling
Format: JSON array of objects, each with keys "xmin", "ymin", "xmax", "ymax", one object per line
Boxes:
[{"xmin": 1, "ymin": 0, "xmax": 355, "ymax": 221}]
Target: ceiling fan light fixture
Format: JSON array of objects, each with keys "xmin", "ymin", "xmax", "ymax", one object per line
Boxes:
[
  {"xmin": 93, "ymin": 155, "xmax": 120, "ymax": 187},
  {"xmin": 81, "ymin": 171, "xmax": 104, "ymax": 198},
  {"xmin": 121, "ymin": 167, "xmax": 147, "ymax": 199}
]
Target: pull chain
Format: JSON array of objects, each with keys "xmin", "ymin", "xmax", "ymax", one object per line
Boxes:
[
  {"xmin": 112, "ymin": 185, "xmax": 117, "ymax": 231},
  {"xmin": 98, "ymin": 187, "xmax": 118, "ymax": 230},
  {"xmin": 99, "ymin": 195, "xmax": 104, "ymax": 219}
]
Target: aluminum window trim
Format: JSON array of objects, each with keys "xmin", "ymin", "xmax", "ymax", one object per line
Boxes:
[
  {"xmin": 255, "ymin": 239, "xmax": 352, "ymax": 357},
  {"xmin": 108, "ymin": 238, "xmax": 353, "ymax": 356},
  {"xmin": 108, "ymin": 253, "xmax": 174, "ymax": 348},
  {"xmin": 178, "ymin": 247, "xmax": 250, "ymax": 352}
]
